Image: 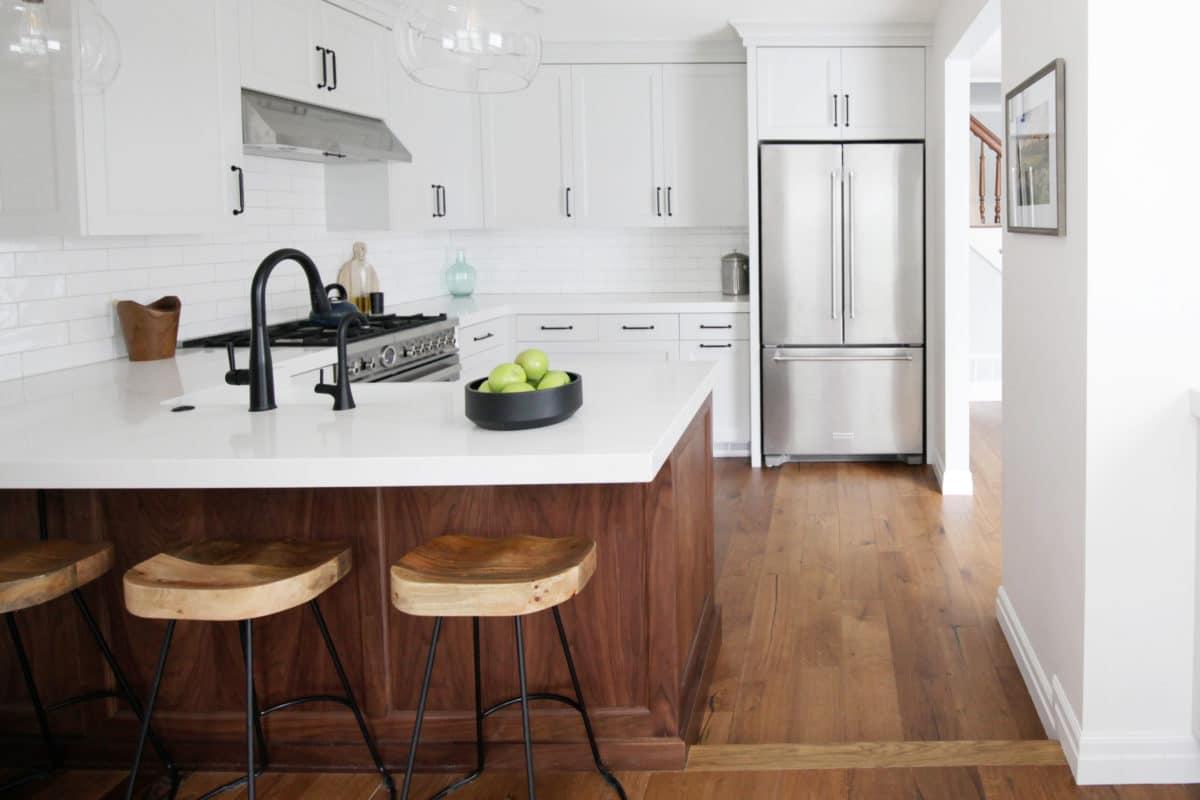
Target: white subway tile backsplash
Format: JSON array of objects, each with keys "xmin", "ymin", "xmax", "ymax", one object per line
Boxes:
[{"xmin": 0, "ymin": 155, "xmax": 746, "ymax": 379}]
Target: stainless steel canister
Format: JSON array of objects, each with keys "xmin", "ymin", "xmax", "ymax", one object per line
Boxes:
[{"xmin": 720, "ymin": 250, "xmax": 749, "ymax": 296}]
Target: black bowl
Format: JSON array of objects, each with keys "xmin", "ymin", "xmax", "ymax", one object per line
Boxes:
[{"xmin": 464, "ymin": 372, "xmax": 583, "ymax": 430}]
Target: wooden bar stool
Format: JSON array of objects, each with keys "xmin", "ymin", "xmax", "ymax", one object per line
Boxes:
[
  {"xmin": 122, "ymin": 539, "xmax": 395, "ymax": 800},
  {"xmin": 0, "ymin": 538, "xmax": 177, "ymax": 794},
  {"xmin": 391, "ymin": 534, "xmax": 626, "ymax": 800}
]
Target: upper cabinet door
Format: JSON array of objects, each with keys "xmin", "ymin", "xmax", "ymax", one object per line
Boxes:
[
  {"xmin": 838, "ymin": 48, "xmax": 925, "ymax": 140},
  {"xmin": 757, "ymin": 48, "xmax": 841, "ymax": 140},
  {"xmin": 570, "ymin": 64, "xmax": 664, "ymax": 227},
  {"xmin": 388, "ymin": 69, "xmax": 484, "ymax": 230},
  {"xmin": 662, "ymin": 64, "xmax": 747, "ymax": 228},
  {"xmin": 81, "ymin": 0, "xmax": 243, "ymax": 234},
  {"xmin": 315, "ymin": 1, "xmax": 388, "ymax": 118},
  {"xmin": 239, "ymin": 0, "xmax": 321, "ymax": 103},
  {"xmin": 481, "ymin": 65, "xmax": 574, "ymax": 228}
]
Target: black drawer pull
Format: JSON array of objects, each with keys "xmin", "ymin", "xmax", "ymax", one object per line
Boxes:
[
  {"xmin": 540, "ymin": 325, "xmax": 573, "ymax": 331},
  {"xmin": 230, "ymin": 165, "xmax": 245, "ymax": 216},
  {"xmin": 699, "ymin": 324, "xmax": 732, "ymax": 329},
  {"xmin": 472, "ymin": 332, "xmax": 494, "ymax": 342},
  {"xmin": 621, "ymin": 325, "xmax": 655, "ymax": 331},
  {"xmin": 699, "ymin": 343, "xmax": 732, "ymax": 349}
]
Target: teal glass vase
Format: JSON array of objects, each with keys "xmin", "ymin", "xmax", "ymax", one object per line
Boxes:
[{"xmin": 445, "ymin": 249, "xmax": 476, "ymax": 297}]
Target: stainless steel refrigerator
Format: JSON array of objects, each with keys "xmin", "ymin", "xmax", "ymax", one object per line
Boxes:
[{"xmin": 760, "ymin": 143, "xmax": 924, "ymax": 465}]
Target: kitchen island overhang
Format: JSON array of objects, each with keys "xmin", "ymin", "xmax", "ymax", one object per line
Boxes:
[{"xmin": 0, "ymin": 355, "xmax": 721, "ymax": 773}]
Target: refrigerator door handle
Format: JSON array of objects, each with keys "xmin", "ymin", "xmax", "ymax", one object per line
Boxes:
[
  {"xmin": 771, "ymin": 353, "xmax": 914, "ymax": 363},
  {"xmin": 846, "ymin": 170, "xmax": 855, "ymax": 320},
  {"xmin": 830, "ymin": 170, "xmax": 840, "ymax": 320}
]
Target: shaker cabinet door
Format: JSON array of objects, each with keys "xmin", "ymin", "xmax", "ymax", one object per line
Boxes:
[
  {"xmin": 838, "ymin": 47, "xmax": 925, "ymax": 140},
  {"xmin": 481, "ymin": 65, "xmax": 574, "ymax": 228},
  {"xmin": 570, "ymin": 64, "xmax": 665, "ymax": 227},
  {"xmin": 239, "ymin": 0, "xmax": 322, "ymax": 103},
  {"xmin": 316, "ymin": 0, "xmax": 388, "ymax": 118},
  {"xmin": 756, "ymin": 47, "xmax": 841, "ymax": 140},
  {"xmin": 662, "ymin": 64, "xmax": 747, "ymax": 228}
]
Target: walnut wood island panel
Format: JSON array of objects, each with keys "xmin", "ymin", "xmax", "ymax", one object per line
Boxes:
[{"xmin": 0, "ymin": 400, "xmax": 718, "ymax": 775}]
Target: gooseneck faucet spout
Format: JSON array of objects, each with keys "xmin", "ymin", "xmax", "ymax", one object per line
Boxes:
[{"xmin": 227, "ymin": 248, "xmax": 333, "ymax": 412}]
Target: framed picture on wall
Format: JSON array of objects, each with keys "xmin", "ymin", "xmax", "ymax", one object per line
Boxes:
[{"xmin": 1005, "ymin": 58, "xmax": 1066, "ymax": 235}]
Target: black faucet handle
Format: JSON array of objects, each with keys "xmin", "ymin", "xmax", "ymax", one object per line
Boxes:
[{"xmin": 224, "ymin": 342, "xmax": 250, "ymax": 386}]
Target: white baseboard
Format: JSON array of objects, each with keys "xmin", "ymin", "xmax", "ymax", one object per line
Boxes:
[
  {"xmin": 970, "ymin": 380, "xmax": 1002, "ymax": 402},
  {"xmin": 714, "ymin": 442, "xmax": 750, "ymax": 458},
  {"xmin": 997, "ymin": 586, "xmax": 1200, "ymax": 785},
  {"xmin": 930, "ymin": 446, "xmax": 974, "ymax": 495}
]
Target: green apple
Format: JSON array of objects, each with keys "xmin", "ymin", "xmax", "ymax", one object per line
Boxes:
[
  {"xmin": 475, "ymin": 380, "xmax": 492, "ymax": 393},
  {"xmin": 515, "ymin": 348, "xmax": 549, "ymax": 383},
  {"xmin": 500, "ymin": 382, "xmax": 535, "ymax": 393},
  {"xmin": 537, "ymin": 370, "xmax": 571, "ymax": 390},
  {"xmin": 488, "ymin": 362, "xmax": 527, "ymax": 392}
]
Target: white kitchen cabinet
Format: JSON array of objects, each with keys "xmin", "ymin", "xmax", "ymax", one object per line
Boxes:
[
  {"xmin": 481, "ymin": 65, "xmax": 574, "ymax": 228},
  {"xmin": 570, "ymin": 64, "xmax": 664, "ymax": 227},
  {"xmin": 839, "ymin": 48, "xmax": 925, "ymax": 140},
  {"xmin": 662, "ymin": 64, "xmax": 748, "ymax": 227},
  {"xmin": 238, "ymin": 0, "xmax": 388, "ymax": 118},
  {"xmin": 458, "ymin": 317, "xmax": 512, "ymax": 360},
  {"xmin": 0, "ymin": 0, "xmax": 244, "ymax": 236},
  {"xmin": 756, "ymin": 46, "xmax": 924, "ymax": 141},
  {"xmin": 757, "ymin": 48, "xmax": 841, "ymax": 140},
  {"xmin": 516, "ymin": 340, "xmax": 679, "ymax": 364},
  {"xmin": 682, "ymin": 340, "xmax": 751, "ymax": 453}
]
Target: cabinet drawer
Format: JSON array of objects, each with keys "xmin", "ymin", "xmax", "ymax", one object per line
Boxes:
[
  {"xmin": 680, "ymin": 313, "xmax": 748, "ymax": 341},
  {"xmin": 458, "ymin": 318, "xmax": 509, "ymax": 359},
  {"xmin": 517, "ymin": 340, "xmax": 678, "ymax": 364},
  {"xmin": 516, "ymin": 315, "xmax": 598, "ymax": 342},
  {"xmin": 459, "ymin": 341, "xmax": 507, "ymax": 382},
  {"xmin": 596, "ymin": 314, "xmax": 679, "ymax": 341}
]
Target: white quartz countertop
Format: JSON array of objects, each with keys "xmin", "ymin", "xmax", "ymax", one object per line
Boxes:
[
  {"xmin": 0, "ymin": 345, "xmax": 716, "ymax": 490},
  {"xmin": 386, "ymin": 292, "xmax": 750, "ymax": 328}
]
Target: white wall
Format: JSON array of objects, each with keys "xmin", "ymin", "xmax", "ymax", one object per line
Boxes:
[
  {"xmin": 969, "ymin": 227, "xmax": 1001, "ymax": 400},
  {"xmin": 925, "ymin": 0, "xmax": 990, "ymax": 494},
  {"xmin": 0, "ymin": 156, "xmax": 743, "ymax": 379}
]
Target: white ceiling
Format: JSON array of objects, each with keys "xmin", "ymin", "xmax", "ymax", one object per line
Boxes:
[
  {"xmin": 536, "ymin": 0, "xmax": 944, "ymax": 41},
  {"xmin": 971, "ymin": 28, "xmax": 1001, "ymax": 81},
  {"xmin": 371, "ymin": 0, "xmax": 945, "ymax": 43}
]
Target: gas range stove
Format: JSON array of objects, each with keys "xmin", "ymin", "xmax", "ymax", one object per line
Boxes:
[{"xmin": 181, "ymin": 313, "xmax": 461, "ymax": 383}]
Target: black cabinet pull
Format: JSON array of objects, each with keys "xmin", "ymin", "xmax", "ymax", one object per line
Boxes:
[
  {"xmin": 472, "ymin": 332, "xmax": 494, "ymax": 342},
  {"xmin": 844, "ymin": 93, "xmax": 849, "ymax": 126},
  {"xmin": 832, "ymin": 93, "xmax": 838, "ymax": 126},
  {"xmin": 431, "ymin": 184, "xmax": 441, "ymax": 217},
  {"xmin": 328, "ymin": 49, "xmax": 338, "ymax": 91},
  {"xmin": 231, "ymin": 165, "xmax": 245, "ymax": 216},
  {"xmin": 565, "ymin": 186, "xmax": 572, "ymax": 218},
  {"xmin": 699, "ymin": 343, "xmax": 732, "ymax": 349},
  {"xmin": 316, "ymin": 46, "xmax": 327, "ymax": 89},
  {"xmin": 621, "ymin": 325, "xmax": 655, "ymax": 331},
  {"xmin": 540, "ymin": 325, "xmax": 573, "ymax": 331},
  {"xmin": 699, "ymin": 324, "xmax": 732, "ymax": 329},
  {"xmin": 655, "ymin": 186, "xmax": 662, "ymax": 217},
  {"xmin": 438, "ymin": 185, "xmax": 446, "ymax": 217},
  {"xmin": 666, "ymin": 186, "xmax": 673, "ymax": 217}
]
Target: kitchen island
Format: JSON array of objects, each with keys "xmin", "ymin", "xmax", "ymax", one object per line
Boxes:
[{"xmin": 0, "ymin": 351, "xmax": 719, "ymax": 773}]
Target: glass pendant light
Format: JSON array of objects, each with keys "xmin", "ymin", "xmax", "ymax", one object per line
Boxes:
[
  {"xmin": 1, "ymin": 0, "xmax": 121, "ymax": 93},
  {"xmin": 396, "ymin": 0, "xmax": 542, "ymax": 94}
]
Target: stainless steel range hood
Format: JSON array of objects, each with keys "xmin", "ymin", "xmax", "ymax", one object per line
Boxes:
[{"xmin": 241, "ymin": 89, "xmax": 412, "ymax": 163}]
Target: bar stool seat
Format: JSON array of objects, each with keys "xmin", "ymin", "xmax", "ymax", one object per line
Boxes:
[
  {"xmin": 123, "ymin": 538, "xmax": 394, "ymax": 800},
  {"xmin": 390, "ymin": 534, "xmax": 596, "ymax": 617},
  {"xmin": 392, "ymin": 534, "xmax": 624, "ymax": 800},
  {"xmin": 124, "ymin": 539, "xmax": 351, "ymax": 621},
  {"xmin": 1, "ymin": 538, "xmax": 176, "ymax": 795},
  {"xmin": 0, "ymin": 539, "xmax": 113, "ymax": 613}
]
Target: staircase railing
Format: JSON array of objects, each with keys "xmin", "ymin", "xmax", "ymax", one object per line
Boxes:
[{"xmin": 971, "ymin": 115, "xmax": 1002, "ymax": 226}]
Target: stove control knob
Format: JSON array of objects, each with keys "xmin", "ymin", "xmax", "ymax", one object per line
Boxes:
[
  {"xmin": 380, "ymin": 345, "xmax": 398, "ymax": 368},
  {"xmin": 347, "ymin": 359, "xmax": 361, "ymax": 376}
]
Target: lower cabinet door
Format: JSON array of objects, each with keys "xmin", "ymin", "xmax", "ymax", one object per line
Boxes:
[
  {"xmin": 681, "ymin": 340, "xmax": 750, "ymax": 454},
  {"xmin": 761, "ymin": 346, "xmax": 923, "ymax": 457}
]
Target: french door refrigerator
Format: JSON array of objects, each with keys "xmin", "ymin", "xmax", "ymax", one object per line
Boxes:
[{"xmin": 760, "ymin": 142, "xmax": 924, "ymax": 465}]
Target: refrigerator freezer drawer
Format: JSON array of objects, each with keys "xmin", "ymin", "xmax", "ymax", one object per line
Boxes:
[{"xmin": 762, "ymin": 347, "xmax": 924, "ymax": 457}]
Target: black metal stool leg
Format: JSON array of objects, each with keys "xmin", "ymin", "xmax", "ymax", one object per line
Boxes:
[
  {"xmin": 72, "ymin": 589, "xmax": 180, "ymax": 795},
  {"xmin": 514, "ymin": 616, "xmax": 536, "ymax": 800},
  {"xmin": 309, "ymin": 599, "xmax": 396, "ymax": 799},
  {"xmin": 125, "ymin": 620, "xmax": 176, "ymax": 800},
  {"xmin": 401, "ymin": 616, "xmax": 443, "ymax": 800},
  {"xmin": 552, "ymin": 608, "xmax": 627, "ymax": 799},
  {"xmin": 2, "ymin": 613, "xmax": 56, "ymax": 792},
  {"xmin": 243, "ymin": 619, "xmax": 257, "ymax": 800},
  {"xmin": 428, "ymin": 617, "xmax": 485, "ymax": 800},
  {"xmin": 237, "ymin": 617, "xmax": 269, "ymax": 774}
]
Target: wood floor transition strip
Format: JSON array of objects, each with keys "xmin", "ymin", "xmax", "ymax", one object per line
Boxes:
[{"xmin": 685, "ymin": 740, "xmax": 1067, "ymax": 772}]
